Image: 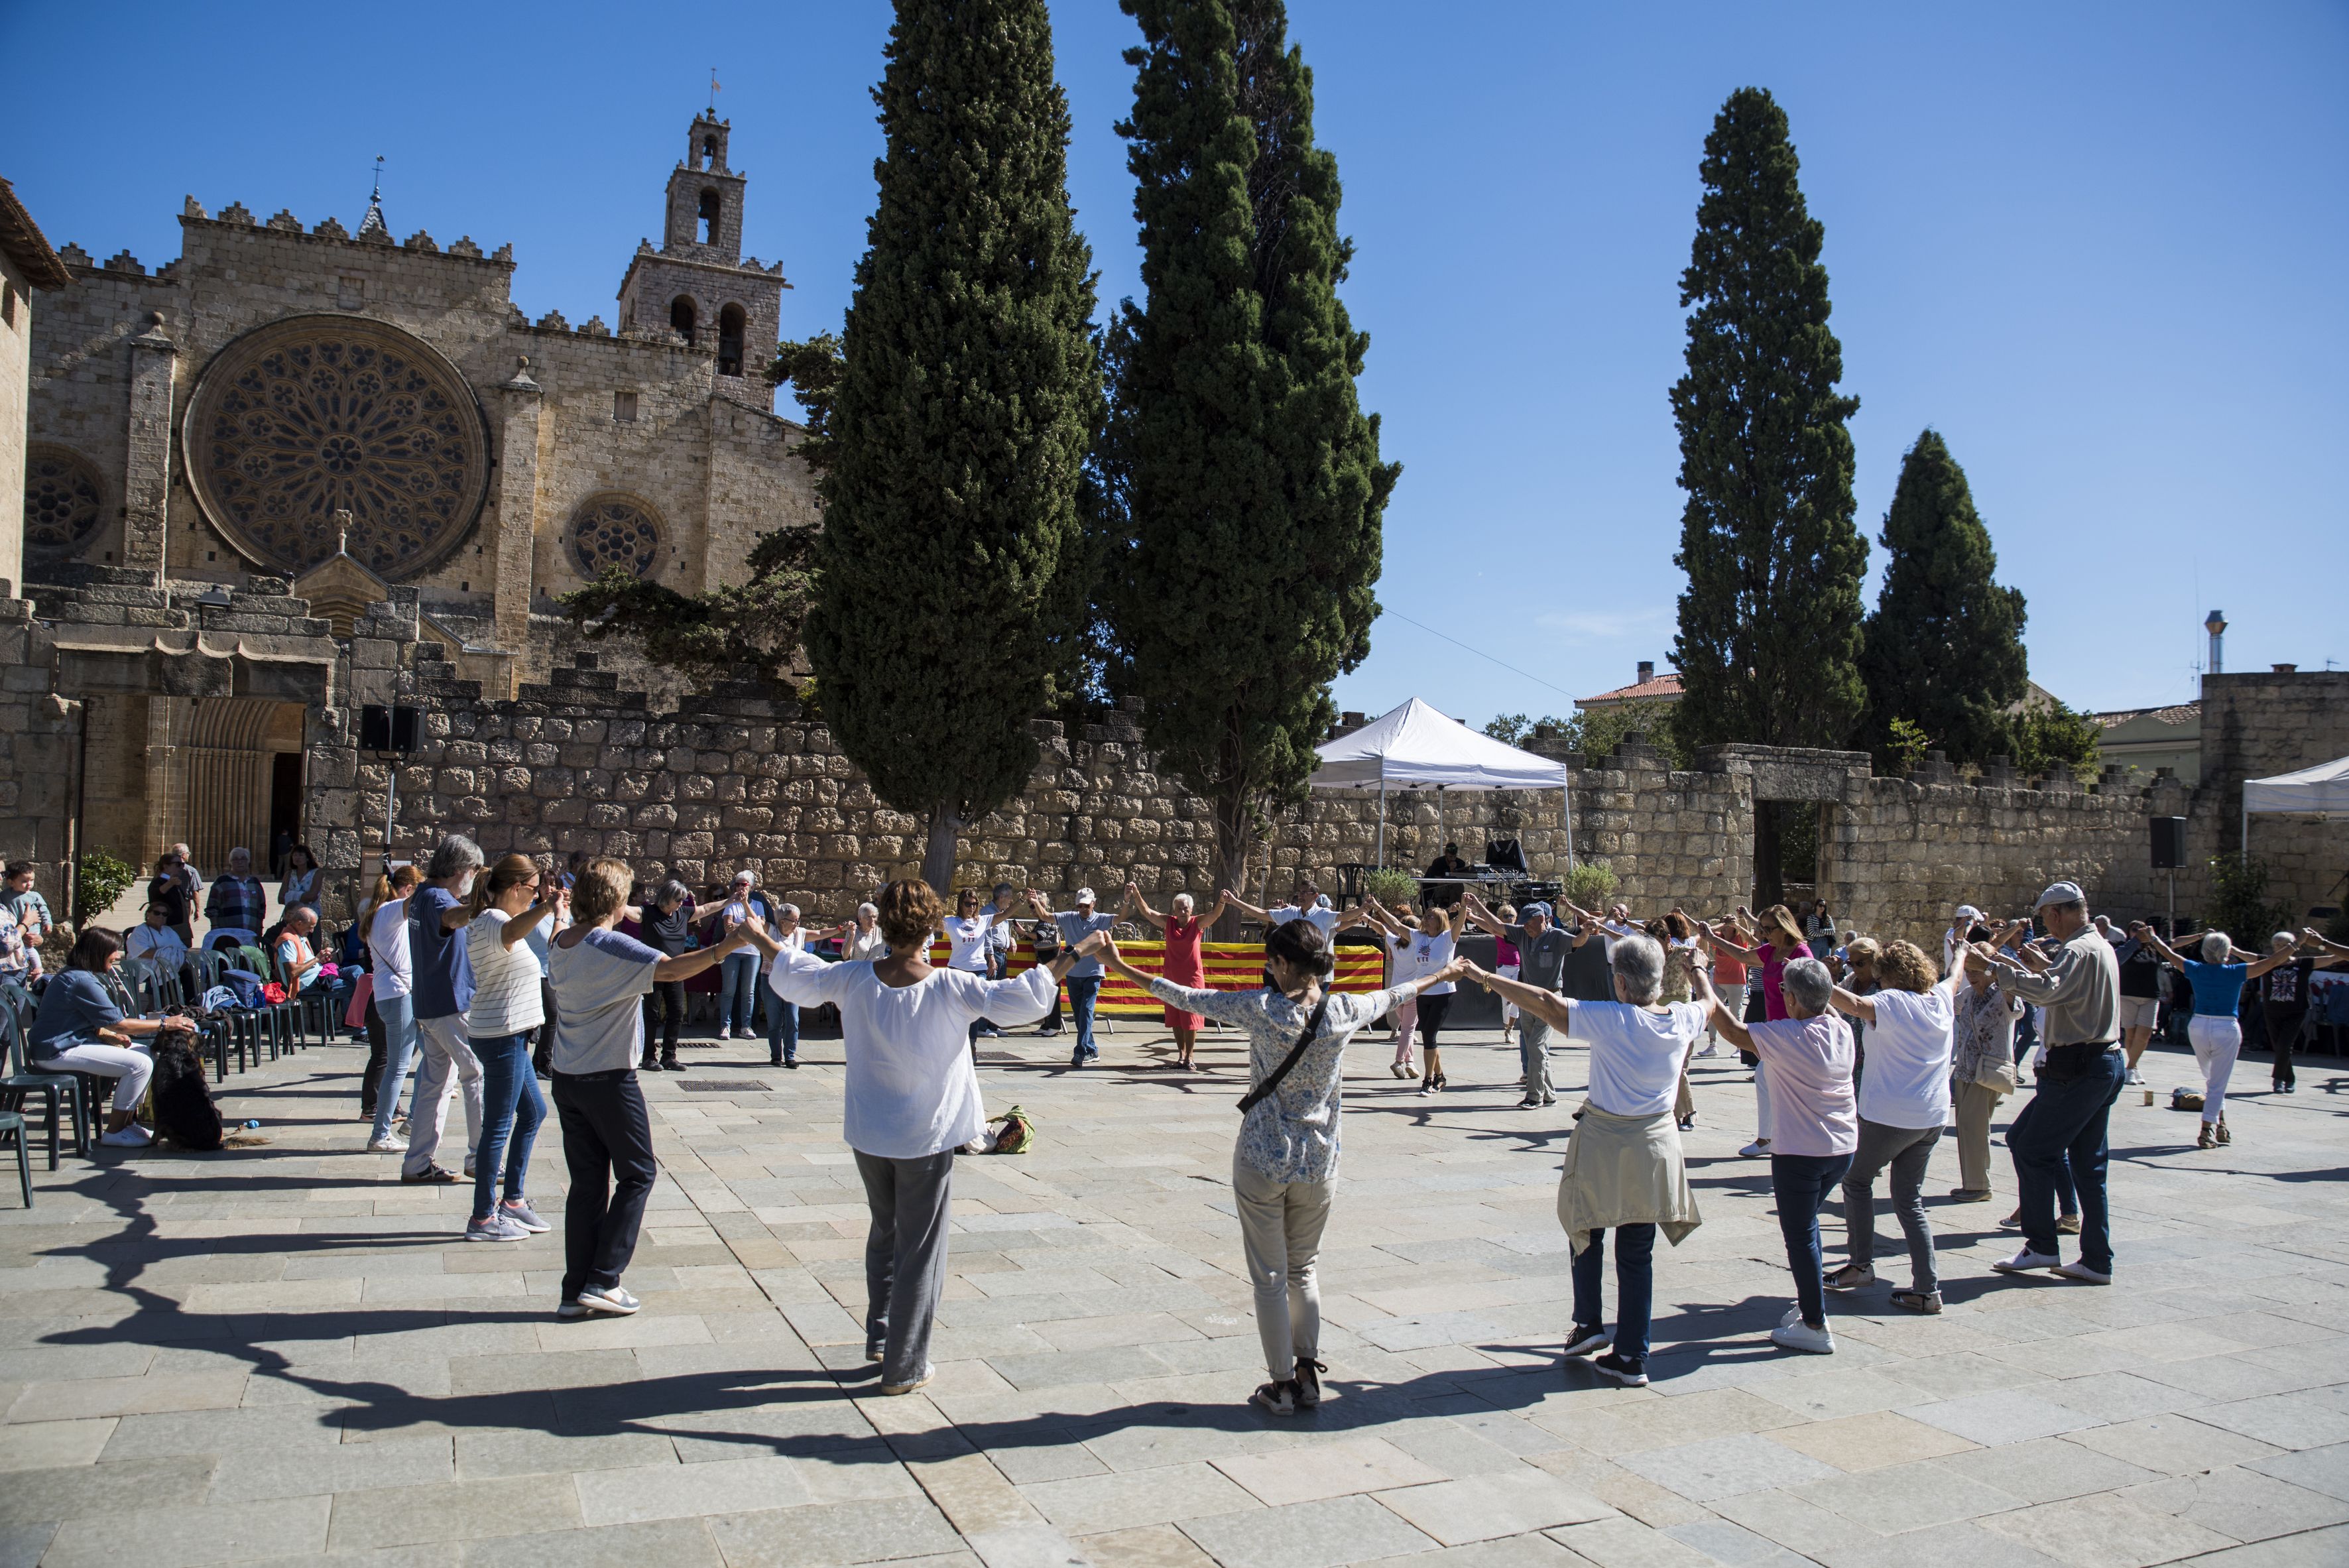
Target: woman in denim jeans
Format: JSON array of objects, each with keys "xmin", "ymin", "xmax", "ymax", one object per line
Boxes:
[
  {"xmin": 461, "ymin": 856, "xmax": 561, "ymax": 1242},
  {"xmin": 365, "ymin": 865, "xmax": 423, "ymax": 1153}
]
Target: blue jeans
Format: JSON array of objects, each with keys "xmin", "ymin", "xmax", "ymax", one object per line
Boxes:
[
  {"xmin": 471, "ymin": 1030, "xmax": 546, "ymax": 1221},
  {"xmin": 719, "ymin": 951, "xmax": 760, "ymax": 1035},
  {"xmin": 368, "ymin": 992, "xmax": 418, "ymax": 1144},
  {"xmin": 767, "ymin": 992, "xmax": 799, "ymax": 1063},
  {"xmin": 2010, "ymin": 1048, "xmax": 2124, "ymax": 1272},
  {"xmin": 1771, "ymin": 1152, "xmax": 1854, "ymax": 1328},
  {"xmin": 1066, "ymin": 976, "xmax": 1101, "ymax": 1057},
  {"xmin": 1571, "ymin": 1223, "xmax": 1656, "ymax": 1364}
]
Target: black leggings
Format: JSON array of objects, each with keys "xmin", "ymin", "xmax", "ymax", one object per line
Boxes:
[
  {"xmin": 2265, "ymin": 1005, "xmax": 2306, "ymax": 1086},
  {"xmin": 1417, "ymin": 992, "xmax": 1453, "ymax": 1052},
  {"xmin": 643, "ymin": 981, "xmax": 686, "ymax": 1057}
]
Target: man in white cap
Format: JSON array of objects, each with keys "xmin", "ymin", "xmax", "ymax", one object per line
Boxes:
[
  {"xmin": 1974, "ymin": 880, "xmax": 2122, "ymax": 1284},
  {"xmin": 1025, "ymin": 887, "xmax": 1118, "ymax": 1067},
  {"xmin": 1943, "ymin": 904, "xmax": 1984, "ymax": 978}
]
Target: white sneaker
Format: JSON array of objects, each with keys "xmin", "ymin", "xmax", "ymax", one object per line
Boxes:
[
  {"xmin": 1992, "ymin": 1247, "xmax": 2063, "ymax": 1274},
  {"xmin": 366, "ymin": 1134, "xmax": 408, "ymax": 1153},
  {"xmin": 1739, "ymin": 1138, "xmax": 1771, "ymax": 1159},
  {"xmin": 575, "ymin": 1283, "xmax": 640, "ymax": 1315},
  {"xmin": 1697, "ymin": 1043, "xmax": 1720, "ymax": 1058},
  {"xmin": 100, "ymin": 1124, "xmax": 153, "ymax": 1148},
  {"xmin": 2126, "ymin": 1068, "xmax": 2145, "ymax": 1085},
  {"xmin": 2053, "ymin": 1260, "xmax": 2112, "ymax": 1285},
  {"xmin": 716, "ymin": 1025, "xmax": 731, "ymax": 1041},
  {"xmin": 1772, "ymin": 1319, "xmax": 1836, "ymax": 1355}
]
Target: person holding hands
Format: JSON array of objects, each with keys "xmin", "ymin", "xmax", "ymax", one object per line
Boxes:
[{"xmin": 1123, "ymin": 882, "xmax": 1231, "ymax": 1069}]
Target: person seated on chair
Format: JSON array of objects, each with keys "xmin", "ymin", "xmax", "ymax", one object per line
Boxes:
[
  {"xmin": 27, "ymin": 927, "xmax": 199, "ymax": 1148},
  {"xmin": 274, "ymin": 907, "xmax": 326, "ymax": 995},
  {"xmin": 125, "ymin": 902, "xmax": 191, "ymax": 990}
]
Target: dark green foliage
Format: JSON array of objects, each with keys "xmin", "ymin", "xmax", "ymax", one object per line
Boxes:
[
  {"xmin": 2009, "ymin": 698, "xmax": 2102, "ymax": 783},
  {"xmin": 810, "ymin": 0, "xmax": 1102, "ymax": 888},
  {"xmin": 1669, "ymin": 88, "xmax": 1868, "ymax": 751},
  {"xmin": 557, "ymin": 333, "xmax": 843, "ymax": 694},
  {"xmin": 76, "ymin": 848, "xmax": 139, "ymax": 922},
  {"xmin": 2204, "ymin": 852, "xmax": 2293, "ymax": 949},
  {"xmin": 1100, "ymin": 0, "xmax": 1396, "ymax": 897},
  {"xmin": 1860, "ymin": 429, "xmax": 2029, "ymax": 766}
]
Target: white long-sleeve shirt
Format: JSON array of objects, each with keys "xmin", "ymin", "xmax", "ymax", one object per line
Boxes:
[{"xmin": 768, "ymin": 946, "xmax": 1057, "ymax": 1158}]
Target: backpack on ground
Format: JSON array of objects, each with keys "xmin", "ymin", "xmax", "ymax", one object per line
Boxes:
[{"xmin": 989, "ymin": 1104, "xmax": 1035, "ymax": 1155}]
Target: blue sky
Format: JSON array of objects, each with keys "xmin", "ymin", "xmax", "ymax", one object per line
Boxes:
[{"xmin": 7, "ymin": 1, "xmax": 2344, "ymax": 727}]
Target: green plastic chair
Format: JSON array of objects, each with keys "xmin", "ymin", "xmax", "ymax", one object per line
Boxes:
[
  {"xmin": 0, "ymin": 1109, "xmax": 30, "ymax": 1207},
  {"xmin": 0, "ymin": 998, "xmax": 88, "ymax": 1168}
]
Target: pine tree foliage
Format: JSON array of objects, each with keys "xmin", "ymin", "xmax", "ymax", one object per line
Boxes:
[
  {"xmin": 1669, "ymin": 88, "xmax": 1868, "ymax": 751},
  {"xmin": 1100, "ymin": 0, "xmax": 1396, "ymax": 902},
  {"xmin": 558, "ymin": 334, "xmax": 841, "ymax": 693},
  {"xmin": 810, "ymin": 0, "xmax": 1102, "ymax": 890},
  {"xmin": 1859, "ymin": 428, "xmax": 2028, "ymax": 766}
]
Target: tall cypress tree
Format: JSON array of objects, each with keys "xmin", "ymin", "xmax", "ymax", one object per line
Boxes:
[
  {"xmin": 1669, "ymin": 88, "xmax": 1866, "ymax": 753},
  {"xmin": 1860, "ymin": 428, "xmax": 2029, "ymax": 766},
  {"xmin": 1101, "ymin": 0, "xmax": 1396, "ymax": 914},
  {"xmin": 811, "ymin": 0, "xmax": 1101, "ymax": 892}
]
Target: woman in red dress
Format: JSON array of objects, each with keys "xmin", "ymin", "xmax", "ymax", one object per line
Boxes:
[{"xmin": 1125, "ymin": 884, "xmax": 1231, "ymax": 1069}]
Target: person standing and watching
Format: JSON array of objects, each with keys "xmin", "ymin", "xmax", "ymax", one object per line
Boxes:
[
  {"xmin": 2133, "ymin": 924, "xmax": 2299, "ymax": 1146},
  {"xmin": 1124, "ymin": 884, "xmax": 1231, "ymax": 1070},
  {"xmin": 279, "ymin": 843, "xmax": 322, "ymax": 917},
  {"xmin": 1023, "ymin": 887, "xmax": 1118, "ymax": 1067},
  {"xmin": 402, "ymin": 835, "xmax": 486, "ymax": 1185},
  {"xmin": 1461, "ymin": 891, "xmax": 1575, "ymax": 1109},
  {"xmin": 145, "ymin": 854, "xmax": 195, "ymax": 946},
  {"xmin": 1976, "ymin": 882, "xmax": 2123, "ymax": 1283},
  {"xmin": 203, "ymin": 848, "xmax": 269, "ymax": 945},
  {"xmin": 1097, "ymin": 920, "xmax": 1467, "ymax": 1412},
  {"xmin": 461, "ymin": 855, "xmax": 560, "ymax": 1242},
  {"xmin": 546, "ymin": 858, "xmax": 754, "ymax": 1317},
  {"xmin": 1466, "ymin": 934, "xmax": 1707, "ymax": 1386},
  {"xmin": 766, "ymin": 880, "xmax": 1110, "ymax": 1394},
  {"xmin": 1695, "ymin": 952, "xmax": 1856, "ymax": 1355},
  {"xmin": 3, "ymin": 861, "xmax": 57, "ymax": 979},
  {"xmin": 363, "ymin": 865, "xmax": 422, "ymax": 1149}
]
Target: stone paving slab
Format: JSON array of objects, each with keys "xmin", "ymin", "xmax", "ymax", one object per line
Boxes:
[{"xmin": 1, "ymin": 1020, "xmax": 2346, "ymax": 1567}]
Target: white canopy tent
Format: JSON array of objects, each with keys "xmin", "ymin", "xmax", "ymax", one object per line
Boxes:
[
  {"xmin": 2241, "ymin": 754, "xmax": 2349, "ymax": 853},
  {"xmin": 1308, "ymin": 697, "xmax": 1573, "ymax": 869}
]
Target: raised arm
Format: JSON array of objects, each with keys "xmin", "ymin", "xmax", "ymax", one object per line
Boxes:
[
  {"xmin": 1357, "ymin": 897, "xmax": 1410, "ymax": 945},
  {"xmin": 1695, "ymin": 919, "xmax": 1760, "ymax": 965},
  {"xmin": 1221, "ymin": 889, "xmax": 1269, "ymax": 923},
  {"xmin": 1697, "ymin": 963, "xmax": 1756, "ymax": 1052},
  {"xmin": 659, "ymin": 921, "xmax": 752, "ymax": 983},
  {"xmin": 1464, "ymin": 960, "xmax": 1571, "ymax": 1032},
  {"xmin": 1123, "ymin": 882, "xmax": 1168, "ymax": 932},
  {"xmin": 1459, "ymin": 888, "xmax": 1510, "ymax": 939},
  {"xmin": 496, "ymin": 889, "xmax": 560, "ymax": 951},
  {"xmin": 2136, "ymin": 924, "xmax": 2188, "ymax": 971},
  {"xmin": 2303, "ymin": 928, "xmax": 2349, "ymax": 961},
  {"xmin": 1828, "ymin": 985, "xmax": 1878, "ymax": 1026}
]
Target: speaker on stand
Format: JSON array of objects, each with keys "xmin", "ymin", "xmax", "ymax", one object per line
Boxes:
[{"xmin": 2150, "ymin": 816, "xmax": 2187, "ymax": 934}]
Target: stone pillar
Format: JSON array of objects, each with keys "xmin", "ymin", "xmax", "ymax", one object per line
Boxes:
[
  {"xmin": 123, "ymin": 312, "xmax": 178, "ymax": 585},
  {"xmin": 490, "ymin": 356, "xmax": 544, "ymax": 695}
]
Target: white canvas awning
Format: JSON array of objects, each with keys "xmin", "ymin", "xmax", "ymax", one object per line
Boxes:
[
  {"xmin": 2242, "ymin": 754, "xmax": 2349, "ymax": 853},
  {"xmin": 1309, "ymin": 698, "xmax": 1573, "ymax": 866}
]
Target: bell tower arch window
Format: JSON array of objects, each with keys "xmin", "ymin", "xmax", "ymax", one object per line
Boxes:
[
  {"xmin": 670, "ymin": 295, "xmax": 697, "ymax": 345},
  {"xmin": 697, "ymin": 189, "xmax": 720, "ymax": 246},
  {"xmin": 717, "ymin": 304, "xmax": 747, "ymax": 377}
]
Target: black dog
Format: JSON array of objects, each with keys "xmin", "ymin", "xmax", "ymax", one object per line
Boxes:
[{"xmin": 149, "ymin": 1029, "xmax": 224, "ymax": 1151}]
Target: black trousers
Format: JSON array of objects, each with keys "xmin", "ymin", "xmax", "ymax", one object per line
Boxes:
[
  {"xmin": 360, "ymin": 998, "xmax": 387, "ymax": 1113},
  {"xmin": 532, "ymin": 979, "xmax": 556, "ymax": 1072},
  {"xmin": 2265, "ymin": 1005, "xmax": 2307, "ymax": 1087},
  {"xmin": 552, "ymin": 1069, "xmax": 657, "ymax": 1301},
  {"xmin": 642, "ymin": 981, "xmax": 686, "ymax": 1059}
]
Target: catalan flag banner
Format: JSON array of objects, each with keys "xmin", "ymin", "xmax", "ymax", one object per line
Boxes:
[{"xmin": 921, "ymin": 940, "xmax": 1390, "ymax": 1016}]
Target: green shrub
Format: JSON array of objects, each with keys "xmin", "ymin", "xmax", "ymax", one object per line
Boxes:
[
  {"xmin": 2203, "ymin": 853, "xmax": 2292, "ymax": 949},
  {"xmin": 76, "ymin": 849, "xmax": 141, "ymax": 924},
  {"xmin": 1565, "ymin": 858, "xmax": 1619, "ymax": 908},
  {"xmin": 1360, "ymin": 867, "xmax": 1420, "ymax": 908}
]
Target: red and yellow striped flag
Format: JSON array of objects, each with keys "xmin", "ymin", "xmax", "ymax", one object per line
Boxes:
[{"xmin": 920, "ymin": 940, "xmax": 1390, "ymax": 1016}]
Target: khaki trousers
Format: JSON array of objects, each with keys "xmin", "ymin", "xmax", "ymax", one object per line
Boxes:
[
  {"xmin": 1953, "ymin": 1077, "xmax": 2004, "ymax": 1193},
  {"xmin": 1233, "ymin": 1152, "xmax": 1333, "ymax": 1382}
]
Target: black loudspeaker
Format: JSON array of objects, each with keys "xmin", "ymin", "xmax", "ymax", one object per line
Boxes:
[
  {"xmin": 359, "ymin": 705, "xmax": 422, "ymax": 754},
  {"xmin": 2150, "ymin": 816, "xmax": 2187, "ymax": 870}
]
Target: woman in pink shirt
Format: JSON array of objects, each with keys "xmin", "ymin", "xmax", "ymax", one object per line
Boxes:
[{"xmin": 1697, "ymin": 955, "xmax": 1854, "ymax": 1357}]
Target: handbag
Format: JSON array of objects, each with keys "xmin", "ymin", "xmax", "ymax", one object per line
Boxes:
[
  {"xmin": 1975, "ymin": 1059, "xmax": 2019, "ymax": 1095},
  {"xmin": 343, "ymin": 973, "xmax": 375, "ymax": 1030},
  {"xmin": 1237, "ymin": 993, "xmax": 1334, "ymax": 1114}
]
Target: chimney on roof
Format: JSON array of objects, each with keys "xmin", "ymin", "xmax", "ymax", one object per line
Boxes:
[
  {"xmin": 2205, "ymin": 610, "xmax": 2226, "ymax": 674},
  {"xmin": 2273, "ymin": 663, "xmax": 2297, "ymax": 674},
  {"xmin": 1636, "ymin": 660, "xmax": 1654, "ymax": 685}
]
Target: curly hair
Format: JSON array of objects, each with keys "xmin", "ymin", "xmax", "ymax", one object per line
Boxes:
[
  {"xmin": 571, "ymin": 857, "xmax": 635, "ymax": 926},
  {"xmin": 876, "ymin": 878, "xmax": 945, "ymax": 953},
  {"xmin": 1876, "ymin": 939, "xmax": 1939, "ymax": 993}
]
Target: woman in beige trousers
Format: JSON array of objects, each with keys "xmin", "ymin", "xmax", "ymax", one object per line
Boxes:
[{"xmin": 1947, "ymin": 944, "xmax": 2023, "ymax": 1201}]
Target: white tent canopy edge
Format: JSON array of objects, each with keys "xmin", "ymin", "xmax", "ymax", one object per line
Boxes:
[
  {"xmin": 1307, "ymin": 697, "xmax": 1573, "ymax": 871},
  {"xmin": 2241, "ymin": 754, "xmax": 2349, "ymax": 854}
]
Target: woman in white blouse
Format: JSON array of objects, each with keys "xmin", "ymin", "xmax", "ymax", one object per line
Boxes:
[
  {"xmin": 461, "ymin": 855, "xmax": 561, "ymax": 1243},
  {"xmin": 757, "ymin": 879, "xmax": 1106, "ymax": 1395},
  {"xmin": 1099, "ymin": 919, "xmax": 1468, "ymax": 1416}
]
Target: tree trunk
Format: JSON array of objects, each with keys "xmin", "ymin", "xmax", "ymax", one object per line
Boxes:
[
  {"xmin": 1752, "ymin": 799, "xmax": 1783, "ymax": 911},
  {"xmin": 1211, "ymin": 791, "xmax": 1255, "ymax": 941},
  {"xmin": 922, "ymin": 802, "xmax": 960, "ymax": 896}
]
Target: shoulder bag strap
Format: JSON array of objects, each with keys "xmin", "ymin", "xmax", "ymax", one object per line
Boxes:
[{"xmin": 1238, "ymin": 993, "xmax": 1334, "ymax": 1114}]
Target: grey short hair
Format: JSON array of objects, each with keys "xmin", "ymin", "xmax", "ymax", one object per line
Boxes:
[
  {"xmin": 1612, "ymin": 934, "xmax": 1665, "ymax": 1005},
  {"xmin": 2200, "ymin": 932, "xmax": 2231, "ymax": 963},
  {"xmin": 1172, "ymin": 892, "xmax": 1195, "ymax": 912},
  {"xmin": 857, "ymin": 902, "xmax": 878, "ymax": 918},
  {"xmin": 2272, "ymin": 931, "xmax": 2295, "ymax": 951},
  {"xmin": 732, "ymin": 869, "xmax": 756, "ymax": 886},
  {"xmin": 1781, "ymin": 957, "xmax": 1834, "ymax": 1017},
  {"xmin": 657, "ymin": 878, "xmax": 690, "ymax": 908},
  {"xmin": 426, "ymin": 834, "xmax": 484, "ymax": 880},
  {"xmin": 778, "ymin": 902, "xmax": 801, "ymax": 919}
]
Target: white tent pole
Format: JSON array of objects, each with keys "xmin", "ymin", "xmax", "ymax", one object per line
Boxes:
[{"xmin": 1376, "ymin": 776, "xmax": 1387, "ymax": 869}]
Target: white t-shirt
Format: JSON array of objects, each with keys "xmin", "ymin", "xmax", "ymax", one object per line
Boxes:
[
  {"xmin": 845, "ymin": 924, "xmax": 890, "ymax": 962},
  {"xmin": 367, "ymin": 899, "xmax": 414, "ymax": 999},
  {"xmin": 1392, "ymin": 930, "xmax": 1458, "ymax": 995},
  {"xmin": 126, "ymin": 924, "xmax": 188, "ymax": 970},
  {"xmin": 464, "ymin": 910, "xmax": 546, "ymax": 1038},
  {"xmin": 941, "ymin": 913, "xmax": 999, "ymax": 973},
  {"xmin": 1269, "ymin": 904, "xmax": 1339, "ymax": 935},
  {"xmin": 1569, "ymin": 999, "xmax": 1709, "ymax": 1117},
  {"xmin": 1856, "ymin": 984, "xmax": 1957, "ymax": 1130}
]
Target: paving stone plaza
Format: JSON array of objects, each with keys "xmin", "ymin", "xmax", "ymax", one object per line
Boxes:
[{"xmin": 3, "ymin": 1020, "xmax": 2346, "ymax": 1568}]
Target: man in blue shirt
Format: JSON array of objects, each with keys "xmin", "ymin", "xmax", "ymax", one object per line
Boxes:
[
  {"xmin": 1025, "ymin": 887, "xmax": 1118, "ymax": 1067},
  {"xmin": 399, "ymin": 835, "xmax": 485, "ymax": 1184}
]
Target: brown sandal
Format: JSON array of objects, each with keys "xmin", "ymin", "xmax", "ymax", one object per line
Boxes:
[{"xmin": 1890, "ymin": 1289, "xmax": 1942, "ymax": 1314}]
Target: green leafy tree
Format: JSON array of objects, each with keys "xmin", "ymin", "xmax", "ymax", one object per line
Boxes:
[
  {"xmin": 1669, "ymin": 88, "xmax": 1867, "ymax": 753},
  {"xmin": 2204, "ymin": 852, "xmax": 2291, "ymax": 949},
  {"xmin": 75, "ymin": 849, "xmax": 140, "ymax": 924},
  {"xmin": 2008, "ymin": 699, "xmax": 2102, "ymax": 783},
  {"xmin": 558, "ymin": 335, "xmax": 841, "ymax": 692},
  {"xmin": 810, "ymin": 0, "xmax": 1102, "ymax": 892},
  {"xmin": 1563, "ymin": 700, "xmax": 1688, "ymax": 770},
  {"xmin": 1884, "ymin": 716, "xmax": 1931, "ymax": 775},
  {"xmin": 1100, "ymin": 0, "xmax": 1396, "ymax": 920},
  {"xmin": 1859, "ymin": 429, "xmax": 2028, "ymax": 766}
]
